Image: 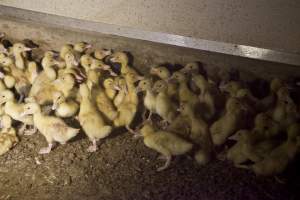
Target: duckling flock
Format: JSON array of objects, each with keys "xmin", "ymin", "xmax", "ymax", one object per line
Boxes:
[{"xmin": 0, "ymin": 33, "xmax": 300, "ymax": 176}]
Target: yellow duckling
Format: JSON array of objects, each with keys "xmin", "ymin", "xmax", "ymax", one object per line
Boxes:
[
  {"xmin": 0, "ymin": 56, "xmax": 31, "ymax": 101},
  {"xmin": 150, "ymin": 66, "xmax": 177, "ymax": 98},
  {"xmin": 73, "ymin": 42, "xmax": 92, "ymax": 53},
  {"xmin": 94, "ymin": 48, "xmax": 112, "ymax": 60},
  {"xmin": 31, "ymin": 73, "xmax": 76, "ymax": 105},
  {"xmin": 192, "ymin": 74, "xmax": 223, "ymax": 120},
  {"xmin": 52, "ymin": 91, "xmax": 79, "ymax": 118},
  {"xmin": 110, "ymin": 51, "xmax": 139, "ymax": 75},
  {"xmin": 113, "ymin": 77, "xmax": 127, "ymax": 107},
  {"xmin": 103, "ymin": 78, "xmax": 117, "ymax": 100},
  {"xmin": 178, "ymin": 102, "xmax": 213, "ymax": 165},
  {"xmin": 180, "ymin": 62, "xmax": 202, "ymax": 75},
  {"xmin": 25, "ymin": 61, "xmax": 39, "ymax": 84},
  {"xmin": 80, "ymin": 54, "xmax": 93, "ymax": 73},
  {"xmin": 0, "ymin": 115, "xmax": 19, "ymax": 156},
  {"xmin": 271, "ymin": 87, "xmax": 299, "ymax": 129},
  {"xmin": 0, "ymin": 90, "xmax": 35, "ymax": 135},
  {"xmin": 250, "ymin": 123, "xmax": 300, "ymax": 176},
  {"xmin": 59, "ymin": 44, "xmax": 73, "ymax": 60},
  {"xmin": 153, "ymin": 80, "xmax": 177, "ymax": 127},
  {"xmin": 169, "ymin": 71, "xmax": 199, "ymax": 107},
  {"xmin": 78, "ymin": 83, "xmax": 112, "ymax": 152},
  {"xmin": 136, "ymin": 78, "xmax": 157, "ymax": 121},
  {"xmin": 2, "ymin": 75, "xmax": 15, "ymax": 89},
  {"xmin": 12, "ymin": 43, "xmax": 31, "ymax": 70},
  {"xmin": 87, "ymin": 69, "xmax": 118, "ymax": 122},
  {"xmin": 113, "ymin": 72, "xmax": 142, "ymax": 133},
  {"xmin": 139, "ymin": 122, "xmax": 193, "ymax": 171},
  {"xmin": 210, "ymin": 97, "xmax": 247, "ymax": 146},
  {"xmin": 252, "ymin": 113, "xmax": 281, "ymax": 140},
  {"xmin": 219, "ymin": 81, "xmax": 243, "ymax": 97},
  {"xmin": 22, "ymin": 102, "xmax": 79, "ymax": 154}
]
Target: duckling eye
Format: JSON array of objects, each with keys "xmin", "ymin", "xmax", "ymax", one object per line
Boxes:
[{"xmin": 2, "ymin": 95, "xmax": 4, "ymax": 98}]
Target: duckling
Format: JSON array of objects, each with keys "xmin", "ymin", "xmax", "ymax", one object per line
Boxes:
[
  {"xmin": 113, "ymin": 77, "xmax": 127, "ymax": 107},
  {"xmin": 0, "ymin": 115, "xmax": 18, "ymax": 156},
  {"xmin": 180, "ymin": 62, "xmax": 202, "ymax": 75},
  {"xmin": 78, "ymin": 83, "xmax": 112, "ymax": 152},
  {"xmin": 192, "ymin": 74, "xmax": 223, "ymax": 120},
  {"xmin": 227, "ymin": 129, "xmax": 280, "ymax": 167},
  {"xmin": 3, "ymin": 75, "xmax": 16, "ymax": 89},
  {"xmin": 12, "ymin": 43, "xmax": 31, "ymax": 70},
  {"xmin": 169, "ymin": 71, "xmax": 199, "ymax": 107},
  {"xmin": 73, "ymin": 42, "xmax": 92, "ymax": 53},
  {"xmin": 110, "ymin": 52, "xmax": 139, "ymax": 75},
  {"xmin": 210, "ymin": 97, "xmax": 248, "ymax": 146},
  {"xmin": 59, "ymin": 44, "xmax": 73, "ymax": 60},
  {"xmin": 32, "ymin": 73, "xmax": 76, "ymax": 105},
  {"xmin": 103, "ymin": 78, "xmax": 117, "ymax": 100},
  {"xmin": 59, "ymin": 51, "xmax": 85, "ymax": 82},
  {"xmin": 136, "ymin": 78, "xmax": 157, "ymax": 121},
  {"xmin": 113, "ymin": 72, "xmax": 141, "ymax": 133},
  {"xmin": 139, "ymin": 122, "xmax": 193, "ymax": 171},
  {"xmin": 94, "ymin": 49, "xmax": 112, "ymax": 60},
  {"xmin": 178, "ymin": 102, "xmax": 213, "ymax": 165},
  {"xmin": 52, "ymin": 91, "xmax": 79, "ymax": 118},
  {"xmin": 271, "ymin": 87, "xmax": 299, "ymax": 129},
  {"xmin": 219, "ymin": 81, "xmax": 243, "ymax": 97},
  {"xmin": 22, "ymin": 102, "xmax": 79, "ymax": 154},
  {"xmin": 153, "ymin": 80, "xmax": 177, "ymax": 127},
  {"xmin": 0, "ymin": 90, "xmax": 35, "ymax": 135},
  {"xmin": 150, "ymin": 66, "xmax": 177, "ymax": 98},
  {"xmin": 250, "ymin": 123, "xmax": 300, "ymax": 176},
  {"xmin": 80, "ymin": 54, "xmax": 93, "ymax": 73},
  {"xmin": 252, "ymin": 112, "xmax": 281, "ymax": 140},
  {"xmin": 0, "ymin": 56, "xmax": 31, "ymax": 101}
]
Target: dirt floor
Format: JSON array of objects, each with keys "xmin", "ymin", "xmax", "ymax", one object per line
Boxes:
[
  {"xmin": 1, "ymin": 16, "xmax": 300, "ymax": 200},
  {"xmin": 0, "ymin": 127, "xmax": 299, "ymax": 200}
]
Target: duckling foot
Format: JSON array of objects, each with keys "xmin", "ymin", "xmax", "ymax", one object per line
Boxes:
[
  {"xmin": 39, "ymin": 143, "xmax": 53, "ymax": 154},
  {"xmin": 157, "ymin": 155, "xmax": 171, "ymax": 171},
  {"xmin": 87, "ymin": 139, "xmax": 98, "ymax": 152}
]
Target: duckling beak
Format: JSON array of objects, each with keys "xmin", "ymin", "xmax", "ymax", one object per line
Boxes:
[
  {"xmin": 110, "ymin": 57, "xmax": 117, "ymax": 63},
  {"xmin": 102, "ymin": 65, "xmax": 111, "ymax": 70},
  {"xmin": 20, "ymin": 111, "xmax": 28, "ymax": 117},
  {"xmin": 23, "ymin": 47, "xmax": 32, "ymax": 52},
  {"xmin": 73, "ymin": 60, "xmax": 79, "ymax": 66},
  {"xmin": 0, "ymin": 47, "xmax": 8, "ymax": 54},
  {"xmin": 104, "ymin": 49, "xmax": 112, "ymax": 56},
  {"xmin": 113, "ymin": 85, "xmax": 121, "ymax": 91},
  {"xmin": 228, "ymin": 133, "xmax": 239, "ymax": 141},
  {"xmin": 85, "ymin": 44, "xmax": 92, "ymax": 49},
  {"xmin": 0, "ymin": 72, "xmax": 5, "ymax": 79},
  {"xmin": 51, "ymin": 103, "xmax": 58, "ymax": 110},
  {"xmin": 109, "ymin": 70, "xmax": 118, "ymax": 77}
]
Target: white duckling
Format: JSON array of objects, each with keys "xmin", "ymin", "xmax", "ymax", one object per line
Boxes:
[
  {"xmin": 52, "ymin": 91, "xmax": 79, "ymax": 118},
  {"xmin": 21, "ymin": 102, "xmax": 79, "ymax": 154},
  {"xmin": 78, "ymin": 83, "xmax": 112, "ymax": 152}
]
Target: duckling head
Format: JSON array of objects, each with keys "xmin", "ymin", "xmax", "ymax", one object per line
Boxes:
[
  {"xmin": 0, "ymin": 90, "xmax": 14, "ymax": 105},
  {"xmin": 178, "ymin": 102, "xmax": 193, "ymax": 116},
  {"xmin": 236, "ymin": 88, "xmax": 252, "ymax": 99},
  {"xmin": 0, "ymin": 115, "xmax": 12, "ymax": 129},
  {"xmin": 22, "ymin": 102, "xmax": 41, "ymax": 115},
  {"xmin": 60, "ymin": 44, "xmax": 73, "ymax": 59},
  {"xmin": 153, "ymin": 80, "xmax": 168, "ymax": 93},
  {"xmin": 270, "ymin": 78, "xmax": 285, "ymax": 93},
  {"xmin": 64, "ymin": 52, "xmax": 78, "ymax": 67},
  {"xmin": 74, "ymin": 42, "xmax": 92, "ymax": 53},
  {"xmin": 219, "ymin": 81, "xmax": 242, "ymax": 96},
  {"xmin": 0, "ymin": 56, "xmax": 13, "ymax": 67},
  {"xmin": 140, "ymin": 122, "xmax": 155, "ymax": 137},
  {"xmin": 3, "ymin": 75, "xmax": 16, "ymax": 89},
  {"xmin": 226, "ymin": 97, "xmax": 247, "ymax": 113},
  {"xmin": 103, "ymin": 78, "xmax": 115, "ymax": 90},
  {"xmin": 110, "ymin": 52, "xmax": 128, "ymax": 65},
  {"xmin": 150, "ymin": 66, "xmax": 171, "ymax": 79},
  {"xmin": 94, "ymin": 49, "xmax": 112, "ymax": 60},
  {"xmin": 170, "ymin": 71, "xmax": 186, "ymax": 83},
  {"xmin": 80, "ymin": 54, "xmax": 93, "ymax": 71},
  {"xmin": 52, "ymin": 91, "xmax": 65, "ymax": 110},
  {"xmin": 136, "ymin": 78, "xmax": 152, "ymax": 93},
  {"xmin": 12, "ymin": 43, "xmax": 31, "ymax": 54},
  {"xmin": 181, "ymin": 62, "xmax": 200, "ymax": 75}
]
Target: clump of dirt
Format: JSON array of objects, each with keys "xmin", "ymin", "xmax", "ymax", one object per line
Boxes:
[{"xmin": 0, "ymin": 129, "xmax": 299, "ymax": 200}]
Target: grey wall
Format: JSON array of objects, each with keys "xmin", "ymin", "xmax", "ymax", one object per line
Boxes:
[{"xmin": 0, "ymin": 0, "xmax": 299, "ymax": 53}]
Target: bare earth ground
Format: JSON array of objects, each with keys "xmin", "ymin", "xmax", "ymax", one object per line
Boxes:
[{"xmin": 0, "ymin": 126, "xmax": 299, "ymax": 200}]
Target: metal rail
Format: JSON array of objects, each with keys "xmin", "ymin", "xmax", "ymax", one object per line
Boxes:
[{"xmin": 0, "ymin": 5, "xmax": 299, "ymax": 66}]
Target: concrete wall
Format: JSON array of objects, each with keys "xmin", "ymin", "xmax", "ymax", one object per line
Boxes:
[{"xmin": 0, "ymin": 0, "xmax": 299, "ymax": 53}]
